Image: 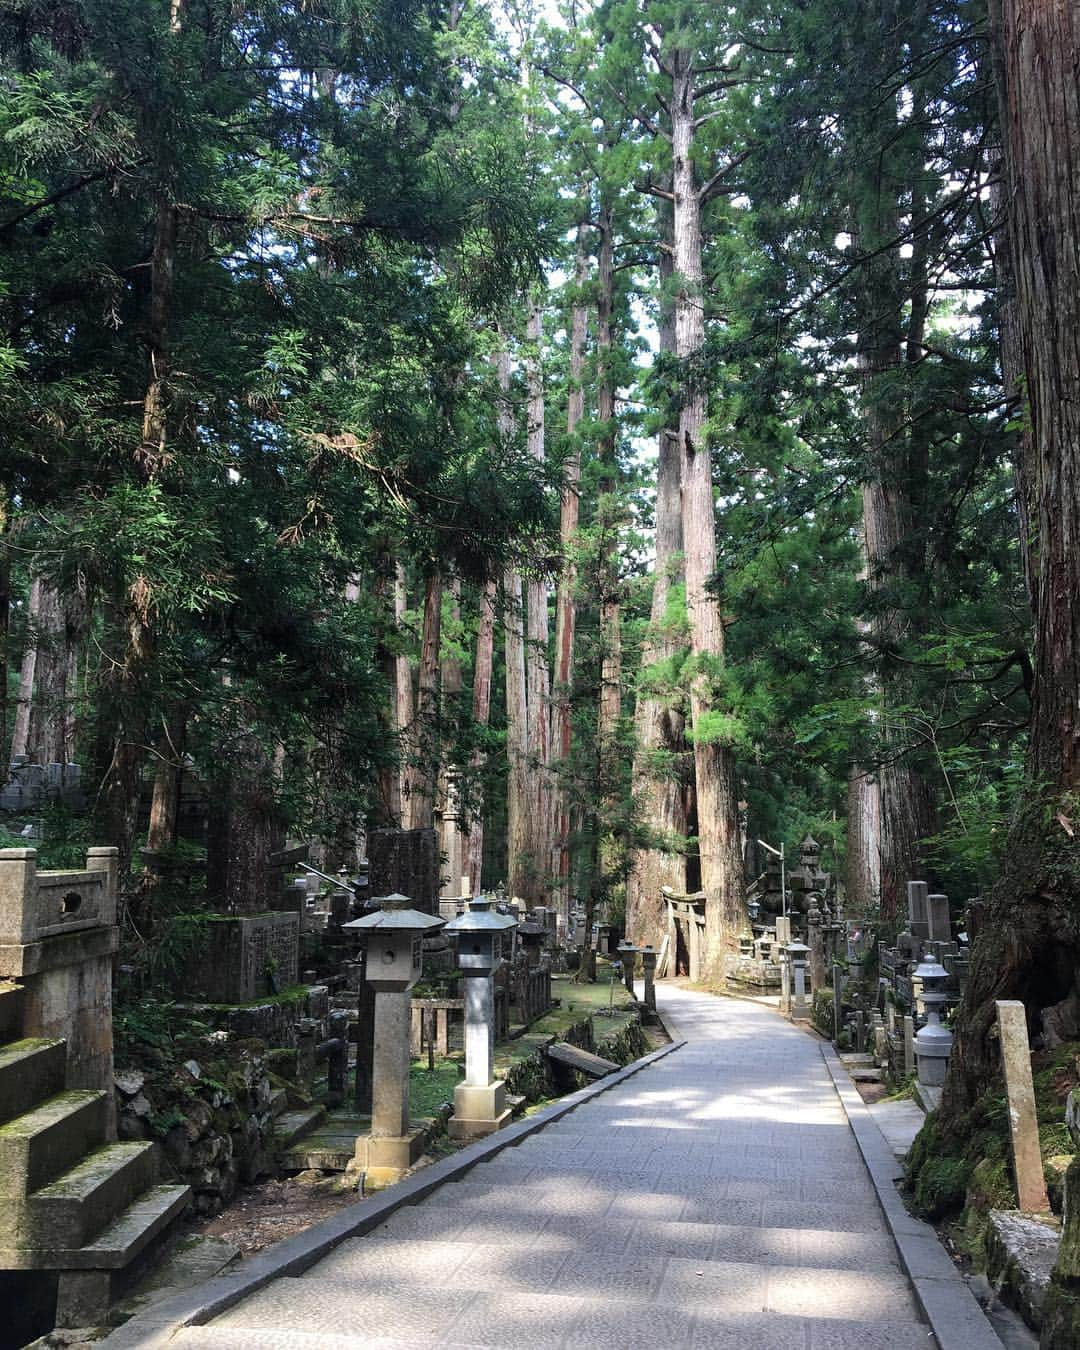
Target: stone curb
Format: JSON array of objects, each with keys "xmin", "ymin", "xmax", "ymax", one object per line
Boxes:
[
  {"xmin": 820, "ymin": 1040, "xmax": 1005, "ymax": 1350},
  {"xmin": 99, "ymin": 1037, "xmax": 686, "ymax": 1348}
]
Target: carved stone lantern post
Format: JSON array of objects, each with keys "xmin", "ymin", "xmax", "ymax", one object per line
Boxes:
[
  {"xmin": 343, "ymin": 894, "xmax": 445, "ymax": 1184},
  {"xmin": 445, "ymin": 897, "xmax": 517, "ymax": 1138}
]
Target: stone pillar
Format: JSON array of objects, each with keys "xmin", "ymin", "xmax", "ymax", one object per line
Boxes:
[
  {"xmin": 907, "ymin": 880, "xmax": 929, "ymax": 940},
  {"xmin": 903, "ymin": 1015, "xmax": 915, "ymax": 1075},
  {"xmin": 688, "ymin": 916, "xmax": 702, "ymax": 983},
  {"xmin": 641, "ymin": 946, "xmax": 657, "ymax": 1018},
  {"xmin": 996, "ymin": 1000, "xmax": 1050, "ymax": 1212},
  {"xmin": 296, "ymin": 1018, "xmax": 318, "ymax": 1094},
  {"xmin": 792, "ymin": 962, "xmax": 809, "ymax": 1020},
  {"xmin": 832, "ymin": 962, "xmax": 844, "ymax": 1043},
  {"xmin": 0, "ymin": 846, "xmax": 120, "ymax": 1135},
  {"xmin": 371, "ymin": 990, "xmax": 411, "ymax": 1139},
  {"xmin": 617, "ymin": 942, "xmax": 637, "ymax": 995},
  {"xmin": 463, "ymin": 974, "xmax": 494, "ymax": 1088}
]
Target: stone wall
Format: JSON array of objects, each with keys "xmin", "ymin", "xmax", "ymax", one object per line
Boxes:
[{"xmin": 116, "ymin": 1045, "xmax": 278, "ymax": 1217}]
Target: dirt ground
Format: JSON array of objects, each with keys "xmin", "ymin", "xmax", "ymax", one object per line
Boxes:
[{"xmin": 192, "ymin": 1175, "xmax": 366, "ymax": 1256}]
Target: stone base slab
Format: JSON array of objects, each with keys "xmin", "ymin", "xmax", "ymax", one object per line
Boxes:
[
  {"xmin": 448, "ymin": 1107, "xmax": 512, "ymax": 1140},
  {"xmin": 352, "ymin": 1129, "xmax": 426, "ymax": 1182},
  {"xmin": 448, "ymin": 1080, "xmax": 510, "ymax": 1140}
]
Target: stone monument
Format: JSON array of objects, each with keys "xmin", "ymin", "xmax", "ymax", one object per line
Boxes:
[{"xmin": 368, "ymin": 828, "xmax": 439, "ymax": 915}]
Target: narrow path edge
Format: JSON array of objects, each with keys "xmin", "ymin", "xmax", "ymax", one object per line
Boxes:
[{"xmin": 820, "ymin": 1038, "xmax": 1005, "ymax": 1350}]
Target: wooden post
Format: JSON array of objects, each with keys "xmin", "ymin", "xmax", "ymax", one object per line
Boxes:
[{"xmin": 996, "ymin": 1000, "xmax": 1050, "ymax": 1212}]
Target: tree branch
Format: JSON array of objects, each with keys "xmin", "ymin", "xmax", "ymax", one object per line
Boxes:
[{"xmin": 698, "ymin": 147, "xmax": 755, "ymax": 204}]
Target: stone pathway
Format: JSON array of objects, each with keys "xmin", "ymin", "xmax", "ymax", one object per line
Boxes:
[{"xmin": 157, "ymin": 986, "xmax": 938, "ymax": 1349}]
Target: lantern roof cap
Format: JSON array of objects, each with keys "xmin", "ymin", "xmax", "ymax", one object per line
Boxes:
[
  {"xmin": 343, "ymin": 901, "xmax": 445, "ymax": 933},
  {"xmin": 445, "ymin": 896, "xmax": 517, "ymax": 933}
]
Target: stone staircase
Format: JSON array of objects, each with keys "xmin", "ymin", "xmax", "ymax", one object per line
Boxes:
[{"xmin": 0, "ymin": 981, "xmax": 191, "ymax": 1327}]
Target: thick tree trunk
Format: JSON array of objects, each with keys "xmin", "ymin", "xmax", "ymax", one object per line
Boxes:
[
  {"xmin": 100, "ymin": 4, "xmax": 183, "ymax": 878},
  {"xmin": 146, "ymin": 705, "xmax": 187, "ymax": 852},
  {"xmin": 552, "ymin": 232, "xmax": 588, "ymax": 924},
  {"xmin": 393, "ymin": 560, "xmax": 414, "ymax": 822},
  {"xmin": 524, "ymin": 300, "xmax": 553, "ymax": 904},
  {"xmin": 627, "ymin": 203, "xmax": 689, "ymax": 944},
  {"xmin": 853, "ymin": 42, "xmax": 937, "ymax": 917},
  {"xmin": 845, "ymin": 764, "xmax": 881, "ymax": 912},
  {"xmin": 28, "ymin": 581, "xmax": 68, "ymax": 767},
  {"xmin": 11, "ymin": 574, "xmax": 40, "ymax": 762},
  {"xmin": 670, "ymin": 52, "xmax": 744, "ymax": 973},
  {"xmin": 464, "ymin": 577, "xmax": 496, "ymax": 892},
  {"xmin": 938, "ymin": 0, "xmax": 1080, "ymax": 1131},
  {"xmin": 593, "ymin": 199, "xmax": 625, "ymax": 922},
  {"xmin": 497, "ymin": 336, "xmax": 532, "ymax": 901},
  {"xmin": 504, "ymin": 563, "xmax": 530, "ymax": 899},
  {"xmin": 405, "ymin": 570, "xmax": 441, "ymax": 831},
  {"xmin": 0, "ymin": 498, "xmax": 10, "ymax": 764},
  {"xmin": 371, "ymin": 552, "xmax": 403, "ymax": 826},
  {"xmin": 595, "ymin": 204, "xmax": 622, "ymax": 754},
  {"xmin": 437, "ymin": 580, "xmax": 463, "ymax": 895}
]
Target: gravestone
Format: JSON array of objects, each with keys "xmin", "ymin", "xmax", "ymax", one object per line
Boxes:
[
  {"xmin": 927, "ymin": 893, "xmax": 951, "ymax": 943},
  {"xmin": 997, "ymin": 1000, "xmax": 1050, "ymax": 1212},
  {"xmin": 907, "ymin": 880, "xmax": 929, "ymax": 940},
  {"xmin": 368, "ymin": 828, "xmax": 439, "ymax": 915},
  {"xmin": 181, "ymin": 912, "xmax": 300, "ymax": 1003}
]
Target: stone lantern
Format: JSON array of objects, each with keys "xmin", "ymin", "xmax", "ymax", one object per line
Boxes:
[
  {"xmin": 914, "ymin": 957, "xmax": 953, "ymax": 1087},
  {"xmin": 786, "ymin": 940, "xmax": 811, "ymax": 1020},
  {"xmin": 343, "ymin": 894, "xmax": 445, "ymax": 1183},
  {"xmin": 616, "ymin": 940, "xmax": 638, "ymax": 995},
  {"xmin": 445, "ymin": 896, "xmax": 517, "ymax": 1138},
  {"xmin": 517, "ymin": 918, "xmax": 546, "ymax": 968}
]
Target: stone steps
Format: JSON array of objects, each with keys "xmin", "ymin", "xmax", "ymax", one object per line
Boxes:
[
  {"xmin": 0, "ymin": 1088, "xmax": 108, "ymax": 1197},
  {"xmin": 0, "ymin": 981, "xmax": 24, "ymax": 1043},
  {"xmin": 74, "ymin": 1183, "xmax": 191, "ymax": 1270},
  {"xmin": 50, "ymin": 1184, "xmax": 193, "ymax": 1326},
  {"xmin": 272, "ymin": 1106, "xmax": 326, "ymax": 1150},
  {"xmin": 0, "ymin": 1036, "xmax": 67, "ymax": 1125},
  {"xmin": 24, "ymin": 1140, "xmax": 159, "ymax": 1248}
]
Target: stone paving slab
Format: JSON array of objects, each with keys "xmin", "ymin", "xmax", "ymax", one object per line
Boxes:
[{"xmin": 124, "ymin": 986, "xmax": 983, "ymax": 1349}]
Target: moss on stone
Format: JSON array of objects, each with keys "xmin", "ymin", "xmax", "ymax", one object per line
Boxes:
[{"xmin": 913, "ymin": 1154, "xmax": 972, "ymax": 1219}]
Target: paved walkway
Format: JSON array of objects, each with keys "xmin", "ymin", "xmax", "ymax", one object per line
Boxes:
[{"xmin": 164, "ymin": 986, "xmax": 935, "ymax": 1349}]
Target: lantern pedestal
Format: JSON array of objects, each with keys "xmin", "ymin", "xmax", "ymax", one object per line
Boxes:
[
  {"xmin": 353, "ymin": 1129, "xmax": 428, "ymax": 1184},
  {"xmin": 448, "ymin": 1080, "xmax": 512, "ymax": 1138}
]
